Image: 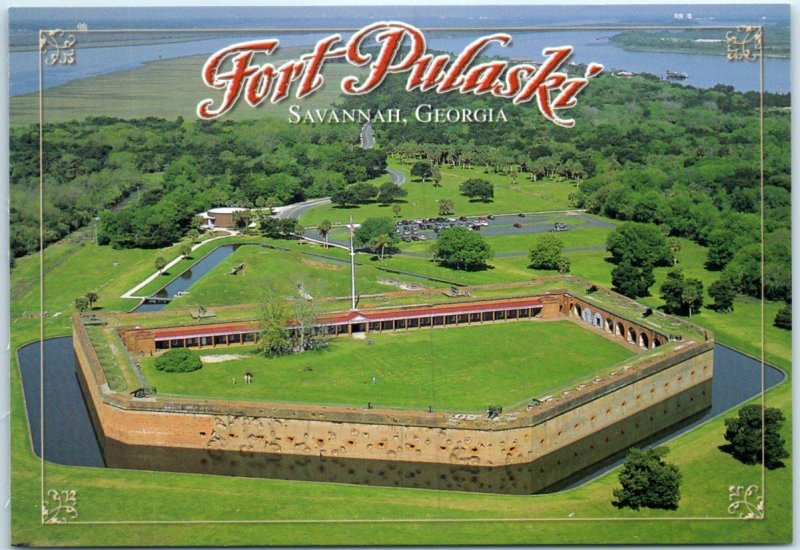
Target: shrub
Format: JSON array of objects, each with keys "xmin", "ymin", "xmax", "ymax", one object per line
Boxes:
[
  {"xmin": 613, "ymin": 447, "xmax": 681, "ymax": 510},
  {"xmin": 155, "ymin": 348, "xmax": 203, "ymax": 373}
]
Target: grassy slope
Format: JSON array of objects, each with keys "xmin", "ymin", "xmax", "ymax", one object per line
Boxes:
[
  {"xmin": 141, "ymin": 321, "xmax": 633, "ymax": 411},
  {"xmin": 164, "ymin": 241, "xmax": 444, "ymax": 310}
]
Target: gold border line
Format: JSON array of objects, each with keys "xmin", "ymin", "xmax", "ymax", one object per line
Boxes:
[{"xmin": 35, "ymin": 23, "xmax": 769, "ymax": 526}]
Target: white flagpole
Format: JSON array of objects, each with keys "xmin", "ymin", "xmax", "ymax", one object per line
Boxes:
[{"xmin": 349, "ymin": 215, "xmax": 356, "ymax": 311}]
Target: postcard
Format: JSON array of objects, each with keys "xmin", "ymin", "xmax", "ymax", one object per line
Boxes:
[{"xmin": 6, "ymin": 3, "xmax": 791, "ymax": 546}]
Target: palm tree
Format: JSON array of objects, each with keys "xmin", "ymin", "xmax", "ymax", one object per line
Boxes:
[
  {"xmin": 368, "ymin": 233, "xmax": 393, "ymax": 260},
  {"xmin": 74, "ymin": 297, "xmax": 89, "ymax": 313},
  {"xmin": 669, "ymin": 238, "xmax": 682, "ymax": 265},
  {"xmin": 318, "ymin": 219, "xmax": 332, "ymax": 248},
  {"xmin": 84, "ymin": 292, "xmax": 98, "ymax": 311}
]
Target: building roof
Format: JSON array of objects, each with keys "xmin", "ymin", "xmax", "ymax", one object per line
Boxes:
[
  {"xmin": 208, "ymin": 207, "xmax": 246, "ymax": 215},
  {"xmin": 147, "ymin": 297, "xmax": 544, "ymax": 341}
]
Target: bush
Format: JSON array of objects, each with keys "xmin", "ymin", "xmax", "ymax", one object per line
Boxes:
[
  {"xmin": 774, "ymin": 304, "xmax": 791, "ymax": 330},
  {"xmin": 723, "ymin": 405, "xmax": 789, "ymax": 469},
  {"xmin": 613, "ymin": 447, "xmax": 681, "ymax": 510},
  {"xmin": 155, "ymin": 348, "xmax": 203, "ymax": 373}
]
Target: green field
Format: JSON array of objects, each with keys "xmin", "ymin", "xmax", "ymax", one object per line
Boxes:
[
  {"xmin": 299, "ymin": 163, "xmax": 576, "ymax": 227},
  {"xmin": 140, "ymin": 321, "xmax": 633, "ymax": 411}
]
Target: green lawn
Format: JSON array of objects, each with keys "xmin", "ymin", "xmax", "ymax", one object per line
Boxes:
[
  {"xmin": 140, "ymin": 321, "xmax": 633, "ymax": 412},
  {"xmin": 298, "ymin": 163, "xmax": 576, "ymax": 227}
]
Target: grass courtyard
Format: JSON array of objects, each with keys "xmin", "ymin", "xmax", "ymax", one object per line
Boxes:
[{"xmin": 140, "ymin": 321, "xmax": 634, "ymax": 412}]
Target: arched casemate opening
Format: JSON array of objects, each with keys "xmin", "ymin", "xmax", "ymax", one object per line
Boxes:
[
  {"xmin": 639, "ymin": 332, "xmax": 649, "ymax": 349},
  {"xmin": 616, "ymin": 321, "xmax": 624, "ymax": 337},
  {"xmin": 574, "ymin": 304, "xmax": 582, "ymax": 319},
  {"xmin": 653, "ymin": 337, "xmax": 662, "ymax": 348},
  {"xmin": 593, "ymin": 312, "xmax": 603, "ymax": 328},
  {"xmin": 605, "ymin": 317, "xmax": 614, "ymax": 333},
  {"xmin": 627, "ymin": 327, "xmax": 637, "ymax": 345}
]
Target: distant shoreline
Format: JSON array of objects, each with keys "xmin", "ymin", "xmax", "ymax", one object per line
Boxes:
[{"xmin": 611, "ymin": 43, "xmax": 789, "ymax": 60}]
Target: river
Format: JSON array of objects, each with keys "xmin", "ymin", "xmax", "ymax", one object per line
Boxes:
[{"xmin": 10, "ymin": 5, "xmax": 790, "ymax": 96}]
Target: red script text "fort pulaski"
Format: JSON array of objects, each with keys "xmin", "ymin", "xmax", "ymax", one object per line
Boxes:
[{"xmin": 197, "ymin": 21, "xmax": 603, "ymax": 127}]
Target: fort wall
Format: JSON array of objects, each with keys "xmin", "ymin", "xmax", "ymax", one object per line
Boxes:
[{"xmin": 73, "ymin": 298, "xmax": 714, "ymax": 493}]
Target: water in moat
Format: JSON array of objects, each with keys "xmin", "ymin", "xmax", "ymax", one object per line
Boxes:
[
  {"xmin": 16, "ymin": 338, "xmax": 784, "ymax": 494},
  {"xmin": 132, "ymin": 244, "xmax": 245, "ymax": 312}
]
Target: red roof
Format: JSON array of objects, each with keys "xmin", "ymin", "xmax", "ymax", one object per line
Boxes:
[
  {"xmin": 154, "ymin": 322, "xmax": 257, "ymax": 341},
  {"xmin": 148, "ymin": 297, "xmax": 543, "ymax": 341},
  {"xmin": 317, "ymin": 297, "xmax": 543, "ymax": 325}
]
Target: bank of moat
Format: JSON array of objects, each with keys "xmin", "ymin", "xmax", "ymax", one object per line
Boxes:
[{"xmin": 74, "ymin": 279, "xmax": 713, "ymax": 493}]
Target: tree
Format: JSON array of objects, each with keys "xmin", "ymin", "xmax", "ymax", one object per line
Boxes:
[
  {"xmin": 438, "ymin": 199, "xmax": 455, "ymax": 216},
  {"xmin": 612, "ymin": 447, "xmax": 681, "ymax": 510},
  {"xmin": 430, "ymin": 227, "xmax": 493, "ymax": 270},
  {"xmin": 74, "ymin": 296, "xmax": 89, "ymax": 313},
  {"xmin": 723, "ymin": 405, "xmax": 789, "ymax": 469},
  {"xmin": 460, "ymin": 178, "xmax": 494, "ymax": 202},
  {"xmin": 258, "ymin": 286, "xmax": 293, "ymax": 357},
  {"xmin": 84, "ymin": 292, "xmax": 98, "ymax": 311},
  {"xmin": 331, "ymin": 187, "xmax": 357, "ymax": 208},
  {"xmin": 681, "ymin": 278, "xmax": 704, "ymax": 318},
  {"xmin": 528, "ymin": 234, "xmax": 565, "ymax": 270},
  {"xmin": 391, "ymin": 204, "xmax": 402, "ymax": 218},
  {"xmin": 668, "ymin": 238, "xmax": 681, "ymax": 265},
  {"xmin": 367, "ymin": 233, "xmax": 394, "ymax": 260},
  {"xmin": 187, "ymin": 229, "xmax": 200, "ymax": 244},
  {"xmin": 432, "ymin": 165, "xmax": 442, "ymax": 187},
  {"xmin": 180, "ymin": 245, "xmax": 192, "ymax": 258},
  {"xmin": 155, "ymin": 348, "xmax": 203, "ymax": 373},
  {"xmin": 774, "ymin": 304, "xmax": 791, "ymax": 330},
  {"xmin": 260, "ymin": 217, "xmax": 301, "ymax": 238},
  {"xmin": 606, "ymin": 222, "xmax": 672, "ymax": 267},
  {"xmin": 376, "ymin": 182, "xmax": 407, "ymax": 205},
  {"xmin": 317, "ymin": 219, "xmax": 332, "ymax": 249},
  {"xmin": 660, "ymin": 269, "xmax": 704, "ymax": 317},
  {"xmin": 155, "ymin": 256, "xmax": 167, "ymax": 275},
  {"xmin": 611, "ymin": 262, "xmax": 655, "ymax": 298},
  {"xmin": 708, "ymin": 276, "xmax": 736, "ymax": 312},
  {"xmin": 411, "ymin": 161, "xmax": 433, "ymax": 181},
  {"xmin": 556, "ymin": 256, "xmax": 571, "ymax": 274},
  {"xmin": 354, "ymin": 217, "xmax": 398, "ymax": 249},
  {"xmin": 350, "ymin": 182, "xmax": 379, "ymax": 204}
]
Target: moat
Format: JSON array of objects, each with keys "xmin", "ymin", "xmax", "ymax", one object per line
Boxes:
[{"xmin": 17, "ymin": 337, "xmax": 784, "ymax": 494}]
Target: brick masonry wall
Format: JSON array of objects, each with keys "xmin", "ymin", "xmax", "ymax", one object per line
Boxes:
[{"xmin": 75, "ymin": 314, "xmax": 713, "ymax": 489}]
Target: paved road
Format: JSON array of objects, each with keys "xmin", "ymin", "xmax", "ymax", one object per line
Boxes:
[
  {"xmin": 387, "ymin": 166, "xmax": 406, "ymax": 185},
  {"xmin": 274, "ymin": 197, "xmax": 332, "ymax": 220},
  {"xmin": 277, "ymin": 122, "xmax": 405, "ymax": 222},
  {"xmin": 394, "ymin": 245, "xmax": 607, "ymax": 259},
  {"xmin": 361, "ymin": 121, "xmax": 375, "ymax": 149}
]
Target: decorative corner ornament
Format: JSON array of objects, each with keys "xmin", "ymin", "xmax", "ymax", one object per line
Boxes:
[
  {"xmin": 41, "ymin": 489, "xmax": 78, "ymax": 524},
  {"xmin": 728, "ymin": 485, "xmax": 764, "ymax": 519},
  {"xmin": 726, "ymin": 26, "xmax": 762, "ymax": 61},
  {"xmin": 40, "ymin": 30, "xmax": 77, "ymax": 65}
]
